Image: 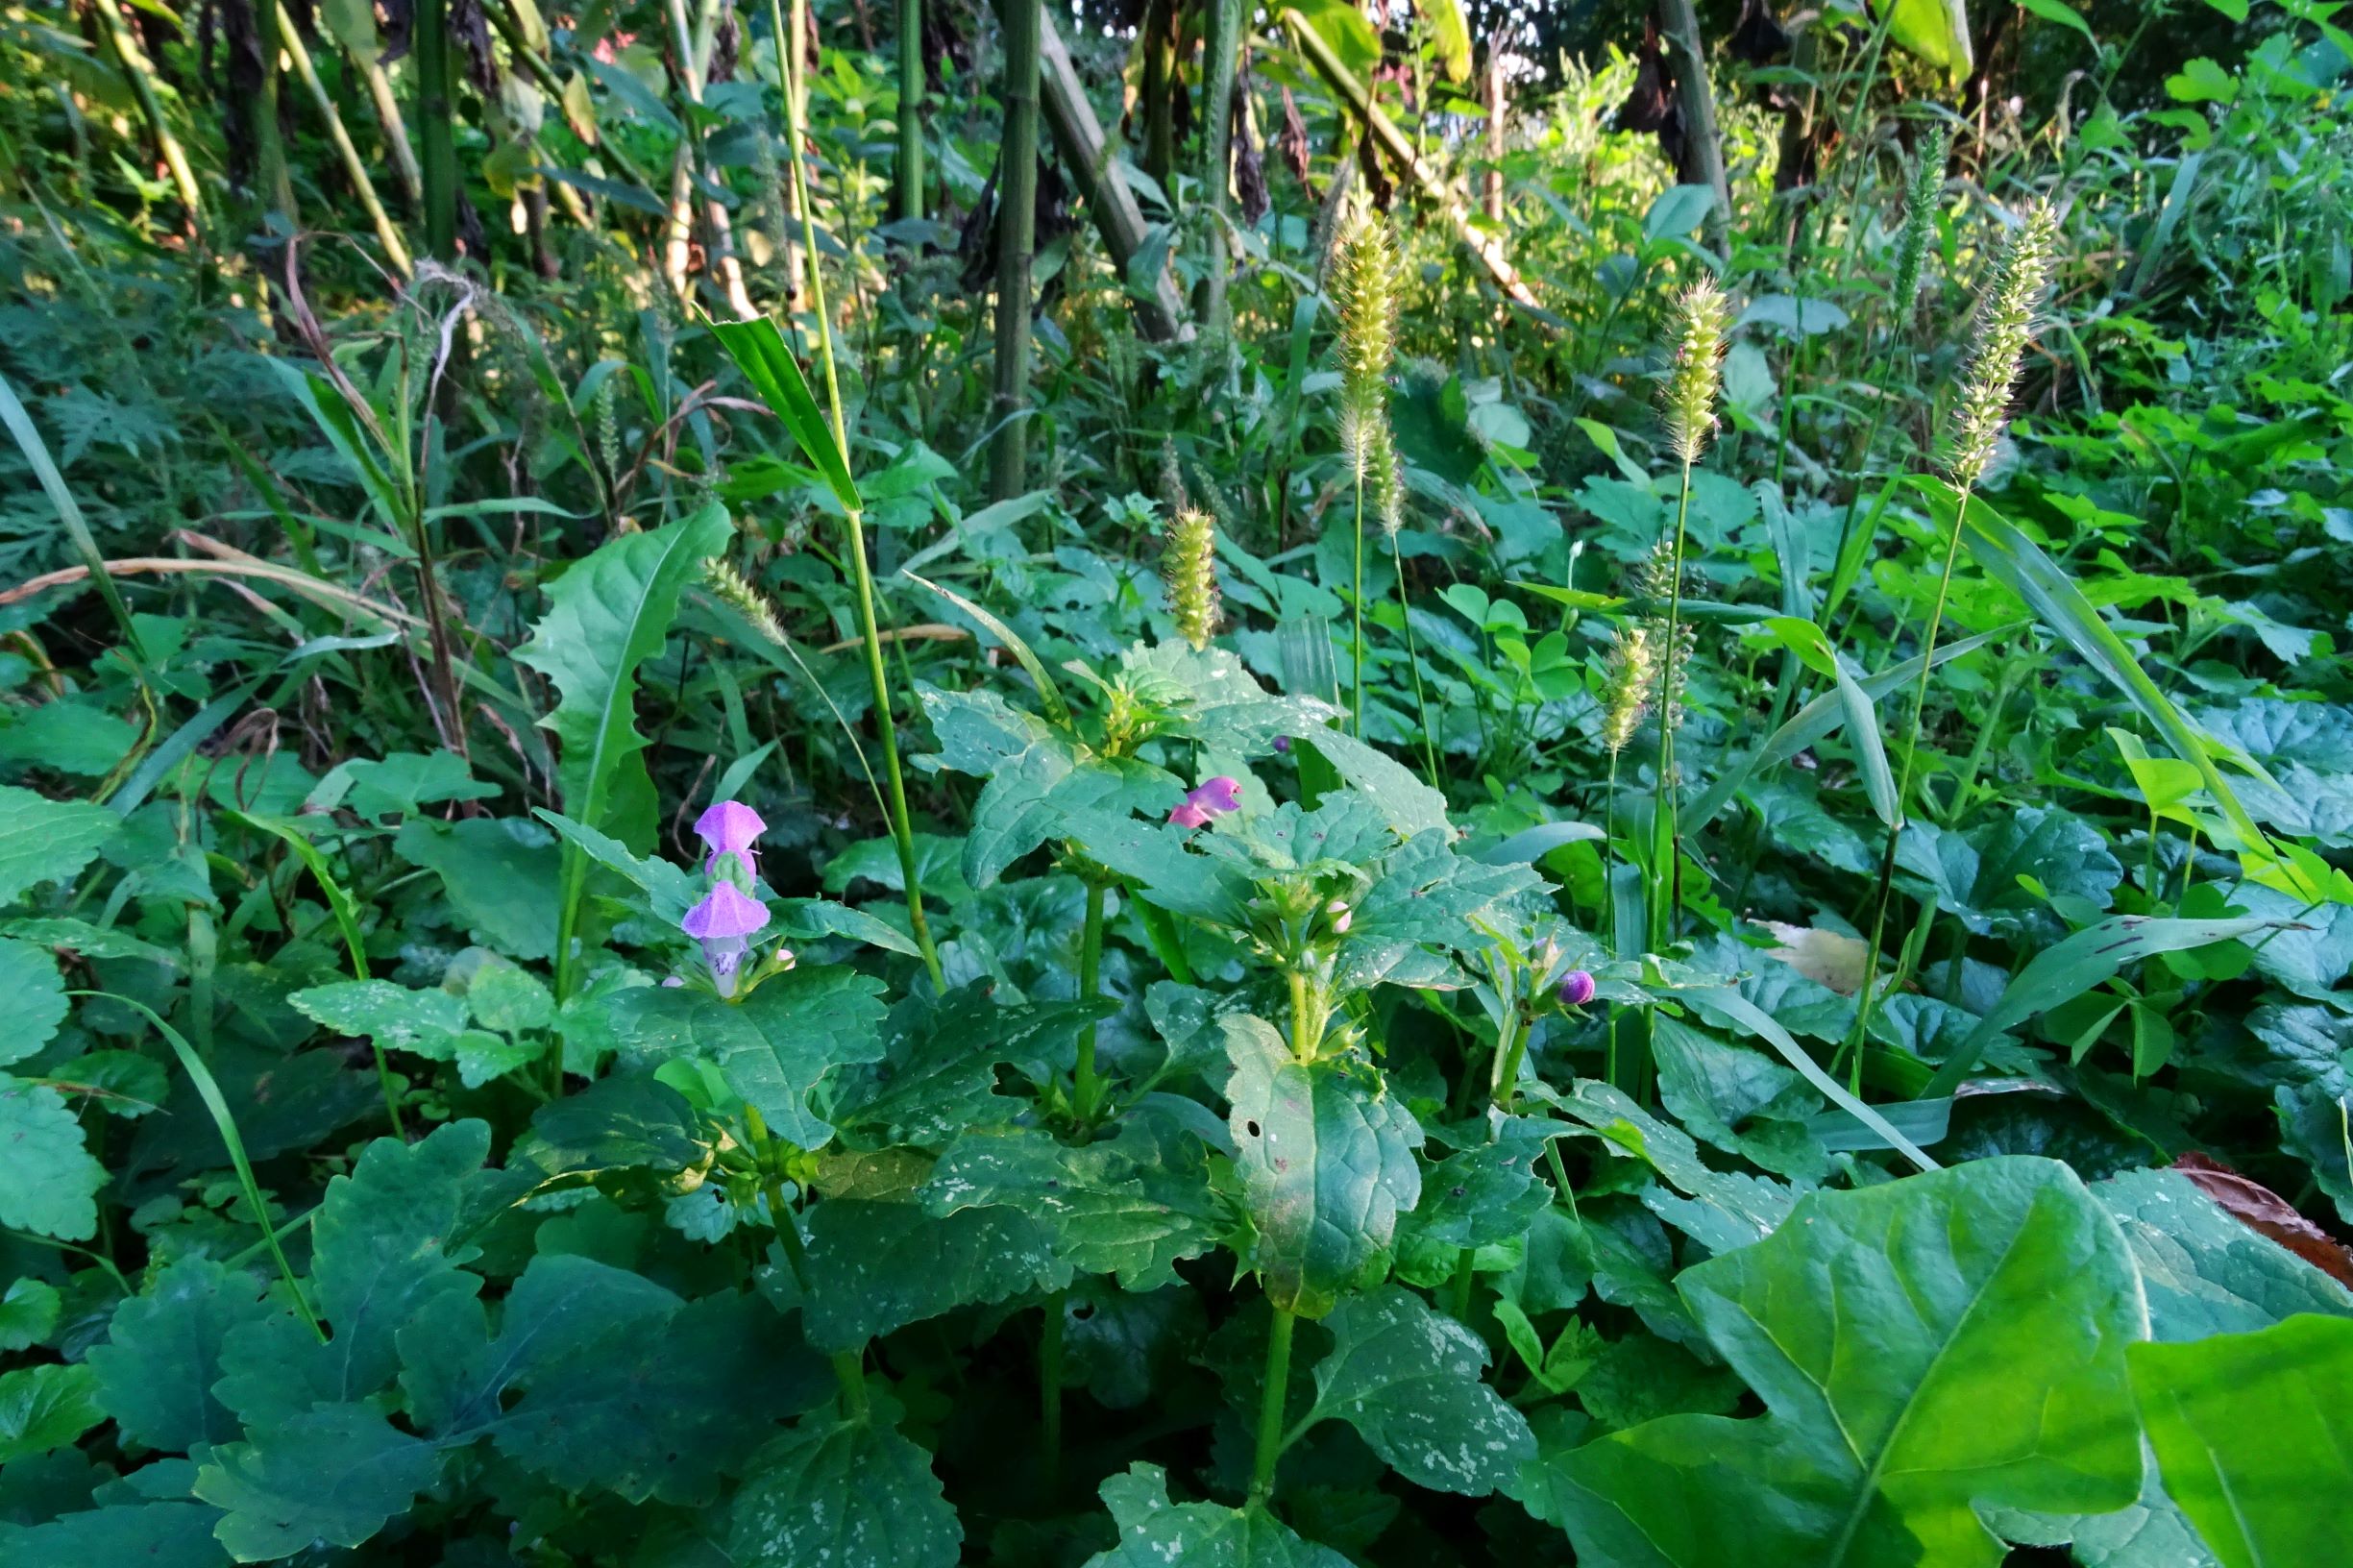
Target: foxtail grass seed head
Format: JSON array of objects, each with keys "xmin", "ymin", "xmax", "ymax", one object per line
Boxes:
[
  {"xmin": 1164, "ymin": 506, "xmax": 1221, "ymax": 650},
  {"xmin": 1601, "ymin": 623, "xmax": 1659, "ymax": 755},
  {"xmin": 1891, "ymin": 123, "xmax": 1950, "ymax": 313},
  {"xmin": 703, "ymin": 557, "xmax": 787, "ymax": 648},
  {"xmin": 1660, "ymin": 277, "xmax": 1730, "ymax": 466},
  {"xmin": 1331, "ymin": 207, "xmax": 1409, "ymax": 534},
  {"xmin": 1635, "ymin": 541, "xmax": 1698, "ymax": 736},
  {"xmin": 1945, "ymin": 200, "xmax": 2062, "ymax": 489}
]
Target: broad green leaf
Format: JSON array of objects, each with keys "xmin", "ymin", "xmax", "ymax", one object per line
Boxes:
[
  {"xmin": 309, "ymin": 1120, "xmax": 490, "ymax": 1397},
  {"xmin": 1300, "ymin": 730, "xmax": 1449, "ymax": 837},
  {"xmin": 0, "ymin": 1364, "xmax": 103, "ymax": 1464},
  {"xmin": 511, "ymin": 1072, "xmax": 713, "ymax": 1187},
  {"xmin": 1114, "ymin": 642, "xmax": 1342, "ymax": 751},
  {"xmin": 1885, "ymin": 0, "xmax": 1973, "ymax": 80},
  {"xmin": 1407, "ymin": 1136, "xmax": 1550, "ymax": 1250},
  {"xmin": 831, "ymin": 989, "xmax": 1111, "ymax": 1145},
  {"xmin": 962, "ymin": 741, "xmax": 1181, "ymax": 890},
  {"xmin": 0, "ymin": 1080, "xmax": 106, "ymax": 1239},
  {"xmin": 1687, "ymin": 989, "xmax": 1940, "ymax": 1172},
  {"xmin": 1763, "ymin": 618, "xmax": 1900, "ymax": 828},
  {"xmin": 707, "ymin": 315, "xmax": 860, "ymax": 515},
  {"xmin": 1224, "ymin": 1017, "xmax": 1423, "ymax": 1318},
  {"xmin": 0, "ymin": 1277, "xmax": 61, "ymax": 1350},
  {"xmin": 0, "ymin": 787, "xmax": 117, "ymax": 908},
  {"xmin": 88, "ymin": 1258, "xmax": 277, "ymax": 1452},
  {"xmin": 0, "ymin": 1501, "xmax": 227, "ymax": 1568},
  {"xmin": 903, "ymin": 571, "xmax": 1071, "ymax": 726},
  {"xmin": 1540, "ymin": 1158, "xmax": 2145, "ymax": 1568},
  {"xmin": 532, "ymin": 806, "xmax": 699, "ymax": 924},
  {"xmin": 327, "ymin": 748, "xmax": 498, "ymax": 821},
  {"xmin": 610, "ymin": 965, "xmax": 888, "ymax": 1149},
  {"xmin": 195, "ymin": 1403, "xmax": 438, "ymax": 1561},
  {"xmin": 391, "ymin": 817, "xmax": 562, "ymax": 960},
  {"xmin": 2016, "ymin": 0, "xmax": 2095, "ymax": 42},
  {"xmin": 728, "ymin": 1404, "xmax": 962, "ymax": 1568},
  {"xmin": 489, "ymin": 1288, "xmax": 826, "ymax": 1505},
  {"xmin": 796, "ymin": 1197, "xmax": 1069, "ymax": 1353},
  {"xmin": 2128, "ymin": 1314, "xmax": 2353, "ymax": 1568},
  {"xmin": 0, "ymin": 938, "xmax": 65, "ymax": 1064},
  {"xmin": 1922, "ymin": 917, "xmax": 2285, "ymax": 1095},
  {"xmin": 2096, "ymin": 1168, "xmax": 2353, "ymax": 1341},
  {"xmin": 1079, "ymin": 1462, "xmax": 1351, "ymax": 1567},
  {"xmin": 1539, "ymin": 1079, "xmax": 1797, "ymax": 1254},
  {"xmin": 922, "ymin": 1118, "xmax": 1219, "ymax": 1290},
  {"xmin": 288, "ymin": 979, "xmax": 467, "ymax": 1052},
  {"xmin": 1058, "ymin": 807, "xmax": 1253, "ymax": 923},
  {"xmin": 512, "ymin": 504, "xmax": 732, "ymax": 854},
  {"xmin": 1896, "ymin": 806, "xmax": 2121, "ymax": 937},
  {"xmin": 1300, "ymin": 1286, "xmax": 1535, "ymax": 1496}
]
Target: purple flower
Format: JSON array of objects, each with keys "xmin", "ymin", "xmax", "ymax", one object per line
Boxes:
[
  {"xmin": 1273, "ymin": 735, "xmax": 1292, "ymax": 754},
  {"xmin": 682, "ymin": 880, "xmax": 771, "ymax": 996},
  {"xmin": 695, "ymin": 799, "xmax": 766, "ymax": 882},
  {"xmin": 1558, "ymin": 969, "xmax": 1596, "ymax": 1008},
  {"xmin": 1168, "ymin": 775, "xmax": 1242, "ymax": 830}
]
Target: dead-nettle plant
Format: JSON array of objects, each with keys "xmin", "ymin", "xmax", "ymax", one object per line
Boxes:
[
  {"xmin": 1649, "ymin": 276, "xmax": 1728, "ymax": 949},
  {"xmin": 1850, "ymin": 198, "xmax": 2063, "ymax": 1068}
]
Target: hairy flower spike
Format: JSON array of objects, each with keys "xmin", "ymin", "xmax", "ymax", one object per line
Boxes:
[
  {"xmin": 1635, "ymin": 541, "xmax": 1698, "ymax": 737},
  {"xmin": 1660, "ymin": 277, "xmax": 1730, "ymax": 466},
  {"xmin": 1164, "ymin": 507, "xmax": 1221, "ymax": 650},
  {"xmin": 703, "ymin": 557, "xmax": 786, "ymax": 648},
  {"xmin": 1331, "ymin": 208, "xmax": 1409, "ymax": 535},
  {"xmin": 1945, "ymin": 200, "xmax": 2062, "ymax": 489},
  {"xmin": 1601, "ymin": 623, "xmax": 1658, "ymax": 755},
  {"xmin": 1890, "ymin": 123, "xmax": 1950, "ymax": 315}
]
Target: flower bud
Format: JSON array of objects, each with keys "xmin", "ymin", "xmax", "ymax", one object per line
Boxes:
[{"xmin": 1558, "ymin": 970, "xmax": 1596, "ymax": 1008}]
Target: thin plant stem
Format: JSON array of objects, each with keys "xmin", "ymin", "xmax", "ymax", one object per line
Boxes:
[
  {"xmin": 1848, "ymin": 482, "xmax": 1976, "ymax": 1082},
  {"xmin": 777, "ymin": 57, "xmax": 944, "ymax": 987},
  {"xmin": 1392, "ymin": 548, "xmax": 1438, "ymax": 784},
  {"xmin": 1072, "ymin": 878, "xmax": 1109, "ymax": 1124},
  {"xmin": 1249, "ymin": 1305, "xmax": 1297, "ymax": 1507},
  {"xmin": 1650, "ymin": 463, "xmax": 1697, "ymax": 949},
  {"xmin": 1352, "ymin": 470, "xmax": 1366, "ymax": 736}
]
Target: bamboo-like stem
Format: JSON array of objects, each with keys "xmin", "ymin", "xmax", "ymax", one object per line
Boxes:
[
  {"xmin": 1654, "ymin": 0, "xmax": 1729, "ymax": 246},
  {"xmin": 987, "ymin": 0, "xmax": 1042, "ymax": 499},
  {"xmin": 356, "ymin": 54, "xmax": 424, "ymax": 208},
  {"xmin": 1140, "ymin": 0, "xmax": 1175, "ymax": 185},
  {"xmin": 779, "ymin": 53, "xmax": 945, "ymax": 987},
  {"xmin": 86, "ymin": 0, "xmax": 203, "ymax": 215},
  {"xmin": 254, "ymin": 0, "xmax": 298, "ymax": 223},
  {"xmin": 1281, "ymin": 11, "xmax": 1535, "ymax": 307},
  {"xmin": 1200, "ymin": 0, "xmax": 1242, "ymax": 329},
  {"xmin": 277, "ymin": 5, "xmax": 413, "ymax": 274},
  {"xmin": 1037, "ymin": 12, "xmax": 1186, "ymax": 340},
  {"xmin": 895, "ymin": 0, "xmax": 923, "ymax": 219},
  {"xmin": 415, "ymin": 0, "xmax": 459, "ymax": 258}
]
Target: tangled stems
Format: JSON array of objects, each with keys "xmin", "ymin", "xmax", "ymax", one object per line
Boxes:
[{"xmin": 775, "ymin": 10, "xmax": 943, "ymax": 988}]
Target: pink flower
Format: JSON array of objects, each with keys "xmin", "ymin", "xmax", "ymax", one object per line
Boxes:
[
  {"xmin": 682, "ymin": 880, "xmax": 771, "ymax": 996},
  {"xmin": 1558, "ymin": 970, "xmax": 1596, "ymax": 1008},
  {"xmin": 694, "ymin": 799, "xmax": 766, "ymax": 882},
  {"xmin": 1168, "ymin": 775, "xmax": 1242, "ymax": 830}
]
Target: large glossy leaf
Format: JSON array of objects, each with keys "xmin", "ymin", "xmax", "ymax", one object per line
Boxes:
[
  {"xmin": 2128, "ymin": 1314, "xmax": 2353, "ymax": 1568},
  {"xmin": 1536, "ymin": 1157, "xmax": 2145, "ymax": 1568},
  {"xmin": 513, "ymin": 503, "xmax": 731, "ymax": 854},
  {"xmin": 1079, "ymin": 1462, "xmax": 1351, "ymax": 1567},
  {"xmin": 88, "ymin": 1257, "xmax": 277, "ymax": 1452},
  {"xmin": 1885, "ymin": 0, "xmax": 1973, "ymax": 79},
  {"xmin": 1224, "ymin": 1017, "xmax": 1423, "ymax": 1318},
  {"xmin": 729, "ymin": 1404, "xmax": 962, "ymax": 1568},
  {"xmin": 1297, "ymin": 1286, "xmax": 1535, "ymax": 1496},
  {"xmin": 2096, "ymin": 1168, "xmax": 2353, "ymax": 1341},
  {"xmin": 195, "ymin": 1403, "xmax": 438, "ymax": 1561},
  {"xmin": 307, "ymin": 1120, "xmax": 491, "ymax": 1397},
  {"xmin": 795, "ymin": 1197, "xmax": 1070, "ymax": 1353},
  {"xmin": 610, "ymin": 965, "xmax": 888, "ymax": 1149}
]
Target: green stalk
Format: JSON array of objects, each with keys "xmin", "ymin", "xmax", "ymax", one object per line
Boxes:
[
  {"xmin": 1649, "ymin": 466, "xmax": 1697, "ymax": 950},
  {"xmin": 277, "ymin": 3, "xmax": 412, "ymax": 274},
  {"xmin": 988, "ymin": 0, "xmax": 1043, "ymax": 499},
  {"xmin": 895, "ymin": 0, "xmax": 923, "ymax": 220},
  {"xmin": 86, "ymin": 0, "xmax": 202, "ymax": 215},
  {"xmin": 1072, "ymin": 877, "xmax": 1108, "ymax": 1123},
  {"xmin": 1350, "ymin": 470, "xmax": 1365, "ymax": 736},
  {"xmin": 1392, "ymin": 549, "xmax": 1439, "ymax": 784},
  {"xmin": 779, "ymin": 40, "xmax": 944, "ymax": 988},
  {"xmin": 1199, "ymin": 0, "xmax": 1243, "ymax": 328},
  {"xmin": 414, "ymin": 0, "xmax": 458, "ymax": 259},
  {"xmin": 1847, "ymin": 482, "xmax": 1974, "ymax": 1080},
  {"xmin": 1249, "ymin": 1305, "xmax": 1297, "ymax": 1507},
  {"xmin": 254, "ymin": 0, "xmax": 297, "ymax": 224}
]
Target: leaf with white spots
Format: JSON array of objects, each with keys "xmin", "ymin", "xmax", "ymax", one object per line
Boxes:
[
  {"xmin": 728, "ymin": 1402, "xmax": 961, "ymax": 1568},
  {"xmin": 1297, "ymin": 1286, "xmax": 1535, "ymax": 1497},
  {"xmin": 1079, "ymin": 1462, "xmax": 1352, "ymax": 1567}
]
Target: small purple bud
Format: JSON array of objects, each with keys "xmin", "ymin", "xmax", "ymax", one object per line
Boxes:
[
  {"xmin": 1169, "ymin": 801, "xmax": 1213, "ymax": 829},
  {"xmin": 683, "ymin": 880, "xmax": 771, "ymax": 997},
  {"xmin": 1558, "ymin": 970, "xmax": 1596, "ymax": 1008},
  {"xmin": 1273, "ymin": 735, "xmax": 1293, "ymax": 754},
  {"xmin": 694, "ymin": 799, "xmax": 767, "ymax": 882}
]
